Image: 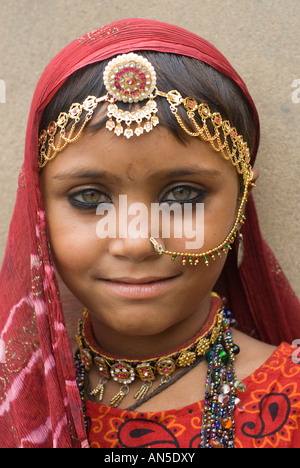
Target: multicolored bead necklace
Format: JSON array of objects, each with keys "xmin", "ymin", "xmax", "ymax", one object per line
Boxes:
[{"xmin": 74, "ymin": 295, "xmax": 246, "ymax": 448}]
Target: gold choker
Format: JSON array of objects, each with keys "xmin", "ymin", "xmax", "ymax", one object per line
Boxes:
[{"xmin": 76, "ymin": 302, "xmax": 224, "ymax": 408}]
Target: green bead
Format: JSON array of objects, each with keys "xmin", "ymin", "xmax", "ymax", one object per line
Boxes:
[
  {"xmin": 220, "ymin": 350, "xmax": 229, "ymax": 364},
  {"xmin": 205, "ymin": 349, "xmax": 215, "ymax": 363}
]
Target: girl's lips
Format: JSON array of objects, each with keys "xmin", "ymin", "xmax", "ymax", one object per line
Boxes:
[{"xmin": 99, "ymin": 275, "xmax": 180, "ymax": 298}]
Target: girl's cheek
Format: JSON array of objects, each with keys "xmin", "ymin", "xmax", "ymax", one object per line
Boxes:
[{"xmin": 49, "ymin": 218, "xmax": 97, "ymax": 269}]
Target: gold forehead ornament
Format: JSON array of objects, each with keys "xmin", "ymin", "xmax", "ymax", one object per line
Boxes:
[
  {"xmin": 38, "ymin": 53, "xmax": 254, "ymax": 267},
  {"xmin": 38, "ymin": 53, "xmax": 252, "ymax": 182}
]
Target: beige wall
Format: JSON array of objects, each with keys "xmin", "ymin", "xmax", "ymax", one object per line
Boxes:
[{"xmin": 0, "ymin": 0, "xmax": 299, "ymax": 297}]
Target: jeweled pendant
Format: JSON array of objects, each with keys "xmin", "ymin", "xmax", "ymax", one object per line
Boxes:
[
  {"xmin": 135, "ymin": 125, "xmax": 144, "ymax": 136},
  {"xmin": 106, "ymin": 118, "xmax": 115, "ymax": 131},
  {"xmin": 124, "ymin": 127, "xmax": 134, "ymax": 139},
  {"xmin": 114, "ymin": 123, "xmax": 124, "ymax": 136}
]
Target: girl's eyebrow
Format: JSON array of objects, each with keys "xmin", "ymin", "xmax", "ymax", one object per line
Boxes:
[
  {"xmin": 52, "ymin": 169, "xmax": 122, "ymax": 183},
  {"xmin": 52, "ymin": 166, "xmax": 222, "ymax": 181},
  {"xmin": 156, "ymin": 167, "xmax": 222, "ymax": 178}
]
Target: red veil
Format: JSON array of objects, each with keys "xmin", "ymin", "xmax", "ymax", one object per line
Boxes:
[{"xmin": 0, "ymin": 18, "xmax": 299, "ymax": 448}]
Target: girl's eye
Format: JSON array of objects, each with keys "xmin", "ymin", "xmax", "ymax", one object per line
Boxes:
[
  {"xmin": 161, "ymin": 185, "xmax": 206, "ymax": 204},
  {"xmin": 68, "ymin": 189, "xmax": 111, "ymax": 208}
]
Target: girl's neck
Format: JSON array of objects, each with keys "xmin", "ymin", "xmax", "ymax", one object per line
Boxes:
[{"xmin": 86, "ymin": 292, "xmax": 218, "ymax": 359}]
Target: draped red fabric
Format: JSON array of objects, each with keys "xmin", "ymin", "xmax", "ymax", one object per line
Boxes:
[{"xmin": 0, "ymin": 18, "xmax": 299, "ymax": 448}]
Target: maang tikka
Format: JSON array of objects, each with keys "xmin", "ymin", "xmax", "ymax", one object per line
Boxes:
[{"xmin": 103, "ymin": 53, "xmax": 159, "ymax": 138}]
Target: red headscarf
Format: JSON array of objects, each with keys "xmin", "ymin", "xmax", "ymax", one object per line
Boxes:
[{"xmin": 0, "ymin": 18, "xmax": 299, "ymax": 448}]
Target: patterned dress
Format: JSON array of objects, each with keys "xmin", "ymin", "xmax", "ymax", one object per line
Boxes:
[{"xmin": 85, "ymin": 343, "xmax": 300, "ymax": 448}]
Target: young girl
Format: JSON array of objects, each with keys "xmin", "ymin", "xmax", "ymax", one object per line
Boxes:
[{"xmin": 1, "ymin": 18, "xmax": 300, "ymax": 449}]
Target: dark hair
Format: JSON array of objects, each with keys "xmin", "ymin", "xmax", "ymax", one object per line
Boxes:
[{"xmin": 40, "ymin": 51, "xmax": 255, "ymax": 152}]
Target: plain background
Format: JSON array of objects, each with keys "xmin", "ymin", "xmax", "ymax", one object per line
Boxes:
[{"xmin": 0, "ymin": 0, "xmax": 299, "ymax": 298}]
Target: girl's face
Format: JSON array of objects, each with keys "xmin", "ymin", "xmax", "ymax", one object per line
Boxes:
[{"xmin": 41, "ymin": 126, "xmax": 240, "ymax": 353}]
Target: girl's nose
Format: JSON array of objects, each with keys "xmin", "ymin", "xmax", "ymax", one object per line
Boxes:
[{"xmin": 108, "ymin": 236, "xmax": 162, "ymax": 263}]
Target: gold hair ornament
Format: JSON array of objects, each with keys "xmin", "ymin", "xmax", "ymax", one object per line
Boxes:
[{"xmin": 38, "ymin": 52, "xmax": 253, "ymax": 187}]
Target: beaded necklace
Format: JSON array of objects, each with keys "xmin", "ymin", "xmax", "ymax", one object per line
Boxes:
[{"xmin": 74, "ymin": 296, "xmax": 246, "ymax": 448}]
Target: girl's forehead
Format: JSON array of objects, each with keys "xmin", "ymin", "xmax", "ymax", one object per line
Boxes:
[{"xmin": 43, "ymin": 125, "xmax": 237, "ymax": 186}]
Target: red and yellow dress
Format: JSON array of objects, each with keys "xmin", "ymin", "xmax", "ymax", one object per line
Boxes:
[{"xmin": 85, "ymin": 343, "xmax": 300, "ymax": 448}]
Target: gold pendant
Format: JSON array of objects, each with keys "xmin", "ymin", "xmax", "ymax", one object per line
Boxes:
[
  {"xmin": 134, "ymin": 381, "xmax": 152, "ymax": 400},
  {"xmin": 110, "ymin": 384, "xmax": 129, "ymax": 407},
  {"xmin": 90, "ymin": 377, "xmax": 107, "ymax": 401}
]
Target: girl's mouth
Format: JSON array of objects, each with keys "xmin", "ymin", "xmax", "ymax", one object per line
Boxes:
[{"xmin": 99, "ymin": 275, "xmax": 180, "ymax": 298}]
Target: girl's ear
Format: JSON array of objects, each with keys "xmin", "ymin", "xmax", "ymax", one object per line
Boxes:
[{"xmin": 249, "ymin": 168, "xmax": 259, "ymax": 192}]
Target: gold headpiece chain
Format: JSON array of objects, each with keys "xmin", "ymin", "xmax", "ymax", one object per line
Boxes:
[{"xmin": 38, "ymin": 52, "xmax": 253, "ymax": 187}]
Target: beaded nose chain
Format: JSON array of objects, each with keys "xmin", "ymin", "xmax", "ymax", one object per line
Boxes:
[{"xmin": 75, "ymin": 294, "xmax": 247, "ymax": 448}]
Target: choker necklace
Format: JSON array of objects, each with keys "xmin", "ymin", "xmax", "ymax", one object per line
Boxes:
[{"xmin": 74, "ymin": 294, "xmax": 246, "ymax": 448}]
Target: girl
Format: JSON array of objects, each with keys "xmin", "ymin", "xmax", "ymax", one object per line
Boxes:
[{"xmin": 1, "ymin": 18, "xmax": 300, "ymax": 449}]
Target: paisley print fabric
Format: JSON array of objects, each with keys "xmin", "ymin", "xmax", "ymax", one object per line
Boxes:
[{"xmin": 86, "ymin": 343, "xmax": 300, "ymax": 448}]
